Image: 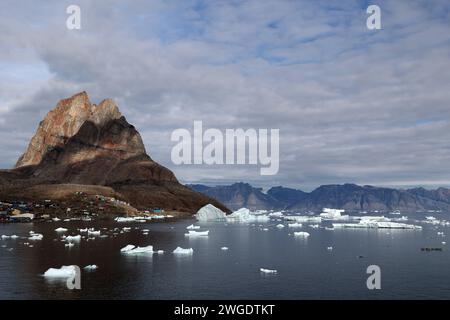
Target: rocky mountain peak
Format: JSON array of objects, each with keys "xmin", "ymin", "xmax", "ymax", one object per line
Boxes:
[{"xmin": 15, "ymin": 92, "xmax": 124, "ymax": 168}]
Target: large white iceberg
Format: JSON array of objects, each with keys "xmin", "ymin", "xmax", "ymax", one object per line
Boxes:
[
  {"xmin": 44, "ymin": 265, "xmax": 77, "ymax": 278},
  {"xmin": 195, "ymin": 204, "xmax": 227, "ymax": 221},
  {"xmin": 173, "ymin": 247, "xmax": 194, "ymax": 255}
]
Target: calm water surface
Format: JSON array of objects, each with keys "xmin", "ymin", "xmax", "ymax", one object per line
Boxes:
[{"xmin": 0, "ymin": 212, "xmax": 449, "ymax": 299}]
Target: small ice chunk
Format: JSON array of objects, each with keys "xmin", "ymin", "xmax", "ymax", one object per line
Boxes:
[
  {"xmin": 327, "ymin": 246, "xmax": 333, "ymax": 251},
  {"xmin": 10, "ymin": 235, "xmax": 19, "ymax": 239},
  {"xmin": 185, "ymin": 230, "xmax": 209, "ymax": 237},
  {"xmin": 186, "ymin": 224, "xmax": 201, "ymax": 230},
  {"xmin": 29, "ymin": 233, "xmax": 43, "ymax": 241},
  {"xmin": 123, "ymin": 245, "xmax": 154, "ymax": 254},
  {"xmin": 43, "ymin": 265, "xmax": 76, "ymax": 278},
  {"xmin": 55, "ymin": 227, "xmax": 68, "ymax": 232},
  {"xmin": 84, "ymin": 265, "xmax": 98, "ymax": 270},
  {"xmin": 260, "ymin": 268, "xmax": 277, "ymax": 274},
  {"xmin": 121, "ymin": 245, "xmax": 136, "ymax": 252},
  {"xmin": 65, "ymin": 235, "xmax": 81, "ymax": 242},
  {"xmin": 288, "ymin": 223, "xmax": 303, "ymax": 228},
  {"xmin": 88, "ymin": 230, "xmax": 101, "ymax": 236},
  {"xmin": 65, "ymin": 243, "xmax": 74, "ymax": 248},
  {"xmin": 294, "ymin": 231, "xmax": 310, "ymax": 238},
  {"xmin": 157, "ymin": 250, "xmax": 164, "ymax": 254},
  {"xmin": 221, "ymin": 247, "xmax": 229, "ymax": 251},
  {"xmin": 1, "ymin": 235, "xmax": 10, "ymax": 239},
  {"xmin": 52, "ymin": 217, "xmax": 61, "ymax": 222},
  {"xmin": 173, "ymin": 247, "xmax": 193, "ymax": 255}
]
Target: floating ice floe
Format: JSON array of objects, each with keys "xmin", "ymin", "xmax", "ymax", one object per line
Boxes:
[
  {"xmin": 226, "ymin": 208, "xmax": 270, "ymax": 222},
  {"xmin": 52, "ymin": 217, "xmax": 61, "ymax": 222},
  {"xmin": 309, "ymin": 224, "xmax": 320, "ymax": 229},
  {"xmin": 186, "ymin": 224, "xmax": 200, "ymax": 230},
  {"xmin": 115, "ymin": 217, "xmax": 136, "ymax": 222},
  {"xmin": 43, "ymin": 265, "xmax": 77, "ymax": 278},
  {"xmin": 88, "ymin": 230, "xmax": 101, "ymax": 236},
  {"xmin": 64, "ymin": 235, "xmax": 81, "ymax": 242},
  {"xmin": 260, "ymin": 268, "xmax": 277, "ymax": 274},
  {"xmin": 173, "ymin": 247, "xmax": 194, "ymax": 255},
  {"xmin": 320, "ymin": 208, "xmax": 349, "ymax": 220},
  {"xmin": 1, "ymin": 235, "xmax": 10, "ymax": 240},
  {"xmin": 268, "ymin": 211, "xmax": 284, "ymax": 217},
  {"xmin": 122, "ymin": 245, "xmax": 154, "ymax": 254},
  {"xmin": 185, "ymin": 230, "xmax": 209, "ymax": 237},
  {"xmin": 288, "ymin": 223, "xmax": 303, "ymax": 228},
  {"xmin": 333, "ymin": 220, "xmax": 422, "ymax": 230},
  {"xmin": 293, "ymin": 231, "xmax": 310, "ymax": 238},
  {"xmin": 284, "ymin": 216, "xmax": 322, "ymax": 223},
  {"xmin": 276, "ymin": 224, "xmax": 285, "ymax": 229},
  {"xmin": 156, "ymin": 250, "xmax": 164, "ymax": 254},
  {"xmin": 55, "ymin": 228, "xmax": 68, "ymax": 232},
  {"xmin": 327, "ymin": 246, "xmax": 333, "ymax": 251},
  {"xmin": 10, "ymin": 235, "xmax": 19, "ymax": 239},
  {"xmin": 195, "ymin": 204, "xmax": 227, "ymax": 221},
  {"xmin": 221, "ymin": 247, "xmax": 229, "ymax": 251},
  {"xmin": 121, "ymin": 245, "xmax": 136, "ymax": 252},
  {"xmin": 29, "ymin": 233, "xmax": 43, "ymax": 241},
  {"xmin": 84, "ymin": 265, "xmax": 98, "ymax": 270}
]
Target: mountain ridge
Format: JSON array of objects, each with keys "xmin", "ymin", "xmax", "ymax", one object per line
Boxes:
[{"xmin": 189, "ymin": 182, "xmax": 450, "ymax": 211}]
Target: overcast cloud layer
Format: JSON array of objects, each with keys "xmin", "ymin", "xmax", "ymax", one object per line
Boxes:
[{"xmin": 1, "ymin": 0, "xmax": 450, "ymax": 190}]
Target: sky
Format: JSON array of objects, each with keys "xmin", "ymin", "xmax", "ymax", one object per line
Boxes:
[{"xmin": 0, "ymin": 0, "xmax": 450, "ymax": 191}]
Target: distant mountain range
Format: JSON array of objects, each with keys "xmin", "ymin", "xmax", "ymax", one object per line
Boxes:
[{"xmin": 188, "ymin": 183, "xmax": 450, "ymax": 212}]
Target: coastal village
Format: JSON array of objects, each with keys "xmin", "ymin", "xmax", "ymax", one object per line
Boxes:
[{"xmin": 0, "ymin": 192, "xmax": 169, "ymax": 223}]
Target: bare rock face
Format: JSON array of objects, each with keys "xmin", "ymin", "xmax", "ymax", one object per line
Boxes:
[{"xmin": 1, "ymin": 92, "xmax": 228, "ymax": 214}]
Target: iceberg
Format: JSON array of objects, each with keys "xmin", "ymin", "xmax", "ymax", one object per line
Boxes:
[
  {"xmin": 288, "ymin": 223, "xmax": 303, "ymax": 228},
  {"xmin": 173, "ymin": 247, "xmax": 194, "ymax": 255},
  {"xmin": 268, "ymin": 211, "xmax": 284, "ymax": 217},
  {"xmin": 115, "ymin": 217, "xmax": 136, "ymax": 222},
  {"xmin": 320, "ymin": 208, "xmax": 348, "ymax": 220},
  {"xmin": 10, "ymin": 235, "xmax": 19, "ymax": 239},
  {"xmin": 84, "ymin": 265, "xmax": 98, "ymax": 270},
  {"xmin": 221, "ymin": 247, "xmax": 229, "ymax": 251},
  {"xmin": 123, "ymin": 245, "xmax": 154, "ymax": 254},
  {"xmin": 327, "ymin": 246, "xmax": 333, "ymax": 251},
  {"xmin": 260, "ymin": 268, "xmax": 277, "ymax": 274},
  {"xmin": 226, "ymin": 208, "xmax": 270, "ymax": 222},
  {"xmin": 185, "ymin": 230, "xmax": 209, "ymax": 237},
  {"xmin": 88, "ymin": 230, "xmax": 101, "ymax": 236},
  {"xmin": 333, "ymin": 220, "xmax": 422, "ymax": 230},
  {"xmin": 55, "ymin": 228, "xmax": 68, "ymax": 232},
  {"xmin": 186, "ymin": 224, "xmax": 201, "ymax": 230},
  {"xmin": 29, "ymin": 233, "xmax": 43, "ymax": 241},
  {"xmin": 44, "ymin": 265, "xmax": 77, "ymax": 278},
  {"xmin": 293, "ymin": 231, "xmax": 310, "ymax": 238},
  {"xmin": 1, "ymin": 235, "xmax": 10, "ymax": 239},
  {"xmin": 64, "ymin": 235, "xmax": 81, "ymax": 242},
  {"xmin": 195, "ymin": 204, "xmax": 227, "ymax": 221},
  {"xmin": 284, "ymin": 216, "xmax": 322, "ymax": 223},
  {"xmin": 121, "ymin": 244, "xmax": 136, "ymax": 252},
  {"xmin": 52, "ymin": 217, "xmax": 61, "ymax": 222},
  {"xmin": 276, "ymin": 224, "xmax": 285, "ymax": 229}
]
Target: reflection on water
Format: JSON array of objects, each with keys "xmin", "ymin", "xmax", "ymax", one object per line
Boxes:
[{"xmin": 0, "ymin": 212, "xmax": 450, "ymax": 299}]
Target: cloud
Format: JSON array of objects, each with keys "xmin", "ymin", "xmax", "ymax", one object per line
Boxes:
[{"xmin": 1, "ymin": 0, "xmax": 450, "ymax": 190}]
